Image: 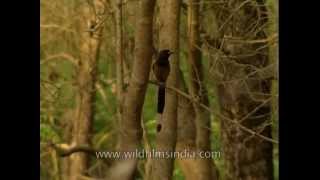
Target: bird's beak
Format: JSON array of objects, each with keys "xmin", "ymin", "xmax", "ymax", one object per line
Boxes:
[{"xmin": 169, "ymin": 51, "xmax": 174, "ymax": 55}]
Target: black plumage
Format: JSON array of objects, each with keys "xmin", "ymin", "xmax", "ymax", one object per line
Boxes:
[{"xmin": 152, "ymin": 49, "xmax": 173, "ymax": 114}]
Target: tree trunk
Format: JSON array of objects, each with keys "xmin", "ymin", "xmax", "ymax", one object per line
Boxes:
[
  {"xmin": 60, "ymin": 109, "xmax": 73, "ymax": 180},
  {"xmin": 108, "ymin": 0, "xmax": 156, "ymax": 179},
  {"xmin": 69, "ymin": 2, "xmax": 103, "ymax": 180},
  {"xmin": 152, "ymin": 0, "xmax": 181, "ymax": 180},
  {"xmin": 116, "ymin": 0, "xmax": 124, "ymax": 131},
  {"xmin": 186, "ymin": 0, "xmax": 219, "ymax": 179},
  {"xmin": 214, "ymin": 0, "xmax": 274, "ymax": 179},
  {"xmin": 176, "ymin": 69, "xmax": 198, "ymax": 180}
]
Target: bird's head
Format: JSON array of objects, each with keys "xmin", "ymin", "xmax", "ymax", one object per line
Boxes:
[{"xmin": 158, "ymin": 49, "xmax": 174, "ymax": 60}]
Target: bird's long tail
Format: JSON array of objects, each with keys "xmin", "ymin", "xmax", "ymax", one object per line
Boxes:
[{"xmin": 157, "ymin": 85, "xmax": 165, "ymax": 114}]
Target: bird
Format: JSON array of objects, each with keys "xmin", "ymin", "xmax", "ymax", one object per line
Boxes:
[{"xmin": 152, "ymin": 49, "xmax": 174, "ymax": 114}]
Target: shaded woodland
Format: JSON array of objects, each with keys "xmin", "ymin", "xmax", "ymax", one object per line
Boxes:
[{"xmin": 40, "ymin": 0, "xmax": 278, "ymax": 179}]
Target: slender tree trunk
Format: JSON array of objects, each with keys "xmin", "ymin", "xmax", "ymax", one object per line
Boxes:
[
  {"xmin": 215, "ymin": 0, "xmax": 274, "ymax": 179},
  {"xmin": 152, "ymin": 0, "xmax": 181, "ymax": 179},
  {"xmin": 108, "ymin": 0, "xmax": 156, "ymax": 179},
  {"xmin": 176, "ymin": 69, "xmax": 198, "ymax": 180},
  {"xmin": 69, "ymin": 2, "xmax": 103, "ymax": 180},
  {"xmin": 60, "ymin": 109, "xmax": 73, "ymax": 180},
  {"xmin": 187, "ymin": 0, "xmax": 219, "ymax": 179},
  {"xmin": 116, "ymin": 0, "xmax": 124, "ymax": 129}
]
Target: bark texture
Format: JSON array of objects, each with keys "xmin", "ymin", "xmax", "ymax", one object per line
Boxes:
[
  {"xmin": 109, "ymin": 0, "xmax": 156, "ymax": 179},
  {"xmin": 60, "ymin": 109, "xmax": 73, "ymax": 180},
  {"xmin": 176, "ymin": 69, "xmax": 198, "ymax": 180},
  {"xmin": 116, "ymin": 0, "xmax": 124, "ymax": 130},
  {"xmin": 187, "ymin": 0, "xmax": 219, "ymax": 179},
  {"xmin": 152, "ymin": 0, "xmax": 181, "ymax": 179},
  {"xmin": 69, "ymin": 2, "xmax": 103, "ymax": 179}
]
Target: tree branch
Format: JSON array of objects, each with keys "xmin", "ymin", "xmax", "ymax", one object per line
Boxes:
[
  {"xmin": 48, "ymin": 142, "xmax": 113, "ymax": 165},
  {"xmin": 50, "ymin": 143, "xmax": 96, "ymax": 157},
  {"xmin": 148, "ymin": 80, "xmax": 278, "ymax": 144}
]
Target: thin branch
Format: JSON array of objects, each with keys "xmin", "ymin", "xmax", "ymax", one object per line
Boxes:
[
  {"xmin": 218, "ymin": 0, "xmax": 252, "ymax": 32},
  {"xmin": 40, "ymin": 24, "xmax": 75, "ymax": 33},
  {"xmin": 239, "ymin": 98, "xmax": 271, "ymax": 123},
  {"xmin": 223, "ymin": 33, "xmax": 278, "ymax": 44},
  {"xmin": 40, "ymin": 53, "xmax": 79, "ymax": 66},
  {"xmin": 149, "ymin": 80, "xmax": 278, "ymax": 144}
]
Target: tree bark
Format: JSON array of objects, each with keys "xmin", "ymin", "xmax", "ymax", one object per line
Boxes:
[
  {"xmin": 60, "ymin": 109, "xmax": 73, "ymax": 180},
  {"xmin": 116, "ymin": 0, "xmax": 124, "ymax": 131},
  {"xmin": 69, "ymin": 2, "xmax": 103, "ymax": 180},
  {"xmin": 214, "ymin": 0, "xmax": 274, "ymax": 179},
  {"xmin": 109, "ymin": 0, "xmax": 156, "ymax": 179},
  {"xmin": 187, "ymin": 0, "xmax": 219, "ymax": 179},
  {"xmin": 152, "ymin": 0, "xmax": 181, "ymax": 180},
  {"xmin": 176, "ymin": 69, "xmax": 198, "ymax": 180}
]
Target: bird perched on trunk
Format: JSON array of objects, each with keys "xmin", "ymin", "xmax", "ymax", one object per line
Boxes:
[{"xmin": 152, "ymin": 49, "xmax": 174, "ymax": 114}]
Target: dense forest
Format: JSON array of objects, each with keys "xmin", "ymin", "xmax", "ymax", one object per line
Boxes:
[{"xmin": 40, "ymin": 0, "xmax": 278, "ymax": 179}]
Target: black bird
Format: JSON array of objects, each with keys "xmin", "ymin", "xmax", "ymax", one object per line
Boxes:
[{"xmin": 152, "ymin": 49, "xmax": 174, "ymax": 114}]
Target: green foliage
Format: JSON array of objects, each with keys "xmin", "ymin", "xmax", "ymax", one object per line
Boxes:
[
  {"xmin": 40, "ymin": 123, "xmax": 60, "ymax": 142},
  {"xmin": 173, "ymin": 162, "xmax": 185, "ymax": 180}
]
